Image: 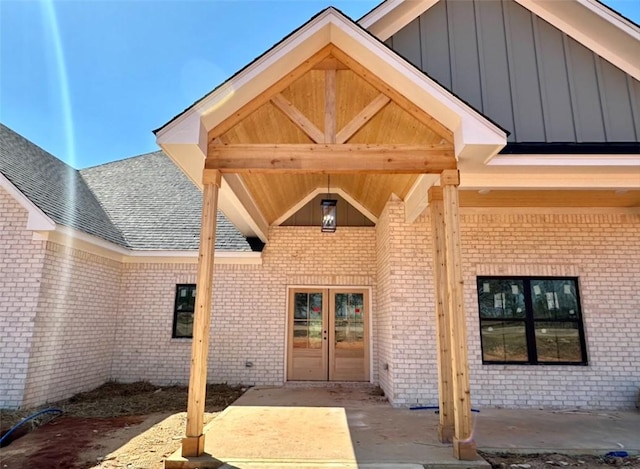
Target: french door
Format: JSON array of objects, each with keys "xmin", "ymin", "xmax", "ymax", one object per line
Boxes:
[{"xmin": 287, "ymin": 288, "xmax": 369, "ymax": 382}]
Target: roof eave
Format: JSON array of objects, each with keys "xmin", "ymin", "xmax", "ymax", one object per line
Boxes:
[{"xmin": 156, "ymin": 7, "xmax": 506, "ymax": 165}]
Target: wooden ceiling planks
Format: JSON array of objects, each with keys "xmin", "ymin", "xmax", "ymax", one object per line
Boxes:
[
  {"xmin": 242, "ymin": 173, "xmax": 325, "ymax": 224},
  {"xmin": 221, "ymin": 102, "xmax": 313, "ymax": 144},
  {"xmin": 280, "ymin": 70, "xmax": 326, "ymax": 135},
  {"xmin": 335, "ymin": 68, "xmax": 381, "ymax": 132},
  {"xmin": 211, "ymin": 47, "xmax": 458, "ymax": 225},
  {"xmin": 334, "ymin": 174, "xmax": 419, "ymax": 216},
  {"xmin": 348, "ymin": 101, "xmax": 444, "ymax": 145}
]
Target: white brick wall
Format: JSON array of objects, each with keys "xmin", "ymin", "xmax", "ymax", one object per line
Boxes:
[
  {"xmin": 111, "ymin": 226, "xmax": 377, "ymax": 387},
  {"xmin": 463, "ymin": 212, "xmax": 640, "ymax": 409},
  {"xmin": 375, "ymin": 198, "xmax": 439, "ymax": 407},
  {"xmin": 21, "ymin": 241, "xmax": 122, "ymax": 406},
  {"xmin": 0, "ymin": 188, "xmax": 46, "ymax": 408},
  {"xmin": 375, "ymin": 201, "xmax": 640, "ymax": 410},
  {"xmin": 3, "ymin": 185, "xmax": 638, "ymax": 411},
  {"xmin": 375, "ymin": 200, "xmax": 394, "ymax": 399}
]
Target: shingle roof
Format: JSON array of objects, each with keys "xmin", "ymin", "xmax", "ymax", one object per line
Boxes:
[
  {"xmin": 80, "ymin": 151, "xmax": 251, "ymax": 251},
  {"xmin": 0, "ymin": 123, "xmax": 128, "ymax": 246},
  {"xmin": 0, "ymin": 123, "xmax": 251, "ymax": 252}
]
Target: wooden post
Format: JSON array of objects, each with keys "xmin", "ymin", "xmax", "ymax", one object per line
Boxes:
[
  {"xmin": 440, "ymin": 170, "xmax": 476, "ymax": 460},
  {"xmin": 182, "ymin": 170, "xmax": 221, "ymax": 457},
  {"xmin": 428, "ymin": 186, "xmax": 455, "ymax": 443}
]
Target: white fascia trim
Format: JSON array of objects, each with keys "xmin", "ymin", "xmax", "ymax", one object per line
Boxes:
[
  {"xmin": 273, "ymin": 187, "xmax": 378, "ymax": 226},
  {"xmin": 403, "ymin": 174, "xmax": 440, "ymax": 223},
  {"xmin": 488, "ymin": 154, "xmax": 640, "ymax": 166},
  {"xmin": 358, "ymin": 0, "xmax": 437, "ymax": 41},
  {"xmin": 219, "ymin": 174, "xmax": 269, "ymax": 242},
  {"xmin": 460, "ymin": 170, "xmax": 640, "ymax": 190},
  {"xmin": 42, "ymin": 224, "xmax": 262, "ymax": 265},
  {"xmin": 515, "ymin": 0, "xmax": 640, "ymax": 80},
  {"xmin": 0, "ymin": 173, "xmax": 56, "ymax": 231}
]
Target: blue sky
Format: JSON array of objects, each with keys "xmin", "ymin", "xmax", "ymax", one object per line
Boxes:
[{"xmin": 1, "ymin": 0, "xmax": 638, "ymax": 169}]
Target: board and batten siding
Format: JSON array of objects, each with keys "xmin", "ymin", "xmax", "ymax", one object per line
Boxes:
[{"xmin": 387, "ymin": 0, "xmax": 640, "ymax": 143}]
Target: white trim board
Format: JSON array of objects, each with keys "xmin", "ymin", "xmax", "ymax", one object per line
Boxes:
[
  {"xmin": 487, "ymin": 155, "xmax": 640, "ymax": 167},
  {"xmin": 39, "ymin": 224, "xmax": 262, "ymax": 265}
]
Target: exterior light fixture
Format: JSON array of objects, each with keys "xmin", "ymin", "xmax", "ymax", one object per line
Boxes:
[{"xmin": 321, "ymin": 175, "xmax": 337, "ymax": 233}]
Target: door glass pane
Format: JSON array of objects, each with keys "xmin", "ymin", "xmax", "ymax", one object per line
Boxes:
[
  {"xmin": 334, "ymin": 293, "xmax": 364, "ymax": 353},
  {"xmin": 480, "ymin": 320, "xmax": 528, "ymax": 362},
  {"xmin": 535, "ymin": 322, "xmax": 582, "ymax": 362},
  {"xmin": 293, "ymin": 293, "xmax": 323, "ymax": 349}
]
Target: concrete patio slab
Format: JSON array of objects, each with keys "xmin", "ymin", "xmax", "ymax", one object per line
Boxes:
[
  {"xmin": 475, "ymin": 408, "xmax": 640, "ymax": 455},
  {"xmin": 165, "ymin": 385, "xmax": 639, "ymax": 469}
]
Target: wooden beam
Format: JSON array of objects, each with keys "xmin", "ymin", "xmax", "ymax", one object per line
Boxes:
[
  {"xmin": 329, "ymin": 46, "xmax": 453, "ymax": 143},
  {"xmin": 325, "ymin": 69, "xmax": 337, "ymax": 144},
  {"xmin": 440, "ymin": 169, "xmax": 476, "ymax": 460},
  {"xmin": 206, "ymin": 144, "xmax": 456, "ymax": 174},
  {"xmin": 271, "ymin": 93, "xmax": 324, "ymax": 143},
  {"xmin": 428, "ymin": 185, "xmax": 455, "ymax": 444},
  {"xmin": 182, "ymin": 171, "xmax": 221, "ymax": 457},
  {"xmin": 336, "ymin": 93, "xmax": 391, "ymax": 144},
  {"xmin": 209, "ymin": 44, "xmax": 334, "ymax": 140}
]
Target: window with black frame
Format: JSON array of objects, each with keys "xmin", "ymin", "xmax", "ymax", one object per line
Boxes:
[
  {"xmin": 173, "ymin": 284, "xmax": 196, "ymax": 338},
  {"xmin": 477, "ymin": 277, "xmax": 587, "ymax": 365}
]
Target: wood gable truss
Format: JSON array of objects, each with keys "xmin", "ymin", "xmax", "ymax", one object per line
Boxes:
[
  {"xmin": 202, "ymin": 44, "xmax": 457, "ymax": 225},
  {"xmin": 206, "ymin": 45, "xmax": 454, "ymax": 172}
]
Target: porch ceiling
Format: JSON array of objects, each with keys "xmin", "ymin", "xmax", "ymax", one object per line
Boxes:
[{"xmin": 209, "ymin": 48, "xmax": 453, "ymax": 225}]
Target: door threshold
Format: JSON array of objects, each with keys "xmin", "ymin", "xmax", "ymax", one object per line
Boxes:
[{"xmin": 285, "ymin": 381, "xmax": 375, "ymax": 388}]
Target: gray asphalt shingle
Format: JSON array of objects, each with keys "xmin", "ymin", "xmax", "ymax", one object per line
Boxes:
[
  {"xmin": 80, "ymin": 151, "xmax": 251, "ymax": 251},
  {"xmin": 0, "ymin": 123, "xmax": 251, "ymax": 252},
  {"xmin": 0, "ymin": 123, "xmax": 128, "ymax": 246}
]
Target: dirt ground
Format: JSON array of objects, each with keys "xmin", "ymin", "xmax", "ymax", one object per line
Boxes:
[
  {"xmin": 0, "ymin": 382, "xmax": 244, "ymax": 469},
  {"xmin": 481, "ymin": 452, "xmax": 640, "ymax": 469},
  {"xmin": 1, "ymin": 383, "xmax": 638, "ymax": 469}
]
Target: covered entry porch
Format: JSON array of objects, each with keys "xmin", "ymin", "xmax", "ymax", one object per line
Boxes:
[
  {"xmin": 155, "ymin": 8, "xmax": 506, "ymax": 463},
  {"xmin": 164, "ymin": 385, "xmax": 640, "ymax": 468}
]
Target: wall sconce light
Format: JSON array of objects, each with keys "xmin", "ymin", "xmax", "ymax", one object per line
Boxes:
[{"xmin": 321, "ymin": 175, "xmax": 337, "ymax": 233}]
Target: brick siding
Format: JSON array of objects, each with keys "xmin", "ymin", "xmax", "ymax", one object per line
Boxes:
[
  {"xmin": 463, "ymin": 212, "xmax": 640, "ymax": 409},
  {"xmin": 110, "ymin": 226, "xmax": 377, "ymax": 387},
  {"xmin": 21, "ymin": 241, "xmax": 122, "ymax": 406},
  {"xmin": 375, "ymin": 198, "xmax": 438, "ymax": 407},
  {"xmin": 376, "ymin": 199, "xmax": 640, "ymax": 409},
  {"xmin": 3, "ymin": 185, "xmax": 639, "ymax": 410},
  {"xmin": 0, "ymin": 188, "xmax": 46, "ymax": 408}
]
